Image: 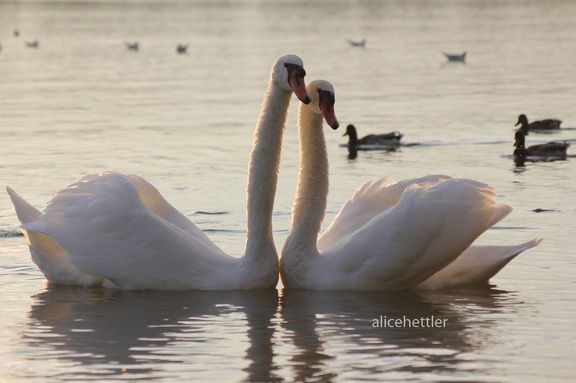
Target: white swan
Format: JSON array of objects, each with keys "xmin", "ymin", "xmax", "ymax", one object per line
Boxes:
[
  {"xmin": 280, "ymin": 80, "xmax": 541, "ymax": 290},
  {"xmin": 7, "ymin": 54, "xmax": 311, "ymax": 290}
]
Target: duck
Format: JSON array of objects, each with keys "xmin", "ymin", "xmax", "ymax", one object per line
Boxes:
[
  {"xmin": 25, "ymin": 40, "xmax": 39, "ymax": 48},
  {"xmin": 176, "ymin": 44, "xmax": 188, "ymax": 54},
  {"xmin": 513, "ymin": 129, "xmax": 570, "ymax": 158},
  {"xmin": 343, "ymin": 124, "xmax": 402, "ymax": 149},
  {"xmin": 279, "ymin": 79, "xmax": 541, "ymax": 291},
  {"xmin": 7, "ymin": 54, "xmax": 311, "ymax": 290},
  {"xmin": 515, "ymin": 114, "xmax": 561, "ymax": 133}
]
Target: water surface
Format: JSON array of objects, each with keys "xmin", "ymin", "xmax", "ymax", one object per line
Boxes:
[{"xmin": 1, "ymin": 0, "xmax": 575, "ymax": 382}]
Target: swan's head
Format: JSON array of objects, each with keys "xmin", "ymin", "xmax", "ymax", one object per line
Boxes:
[
  {"xmin": 306, "ymin": 79, "xmax": 339, "ymax": 130},
  {"xmin": 273, "ymin": 54, "xmax": 311, "ymax": 104}
]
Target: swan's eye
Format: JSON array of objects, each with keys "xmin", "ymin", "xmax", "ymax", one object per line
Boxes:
[
  {"xmin": 284, "ymin": 63, "xmax": 306, "ymax": 85},
  {"xmin": 317, "ymin": 88, "xmax": 335, "ymax": 110}
]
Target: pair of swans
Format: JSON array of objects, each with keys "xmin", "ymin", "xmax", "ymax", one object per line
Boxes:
[{"xmin": 8, "ymin": 56, "xmax": 541, "ymax": 291}]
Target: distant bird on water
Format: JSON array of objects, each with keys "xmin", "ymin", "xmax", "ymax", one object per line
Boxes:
[
  {"xmin": 347, "ymin": 38, "xmax": 366, "ymax": 48},
  {"xmin": 176, "ymin": 44, "xmax": 188, "ymax": 54},
  {"xmin": 515, "ymin": 114, "xmax": 561, "ymax": 133},
  {"xmin": 513, "ymin": 129, "xmax": 569, "ymax": 158},
  {"xmin": 344, "ymin": 124, "xmax": 403, "ymax": 148},
  {"xmin": 125, "ymin": 41, "xmax": 139, "ymax": 51},
  {"xmin": 443, "ymin": 51, "xmax": 466, "ymax": 62},
  {"xmin": 25, "ymin": 40, "xmax": 39, "ymax": 48}
]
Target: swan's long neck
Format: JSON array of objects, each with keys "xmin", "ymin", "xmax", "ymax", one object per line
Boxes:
[
  {"xmin": 243, "ymin": 81, "xmax": 292, "ymax": 260},
  {"xmin": 286, "ymin": 105, "xmax": 329, "ymax": 251}
]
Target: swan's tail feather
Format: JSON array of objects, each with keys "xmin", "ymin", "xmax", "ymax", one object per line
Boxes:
[
  {"xmin": 6, "ymin": 186, "xmax": 42, "ymax": 224},
  {"xmin": 414, "ymin": 238, "xmax": 542, "ymax": 290},
  {"xmin": 6, "ymin": 186, "xmax": 106, "ymax": 287}
]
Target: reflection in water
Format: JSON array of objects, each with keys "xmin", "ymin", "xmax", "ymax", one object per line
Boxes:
[
  {"xmin": 514, "ymin": 154, "xmax": 527, "ymax": 168},
  {"xmin": 279, "ymin": 288, "xmax": 518, "ymax": 382},
  {"xmin": 513, "ymin": 154, "xmax": 569, "ymax": 169},
  {"xmin": 347, "ymin": 143, "xmax": 358, "ymax": 160},
  {"xmin": 17, "ymin": 285, "xmax": 545, "ymax": 382},
  {"xmin": 25, "ymin": 287, "xmax": 280, "ymax": 382}
]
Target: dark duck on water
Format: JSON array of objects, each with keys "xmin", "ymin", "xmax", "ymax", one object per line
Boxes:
[
  {"xmin": 344, "ymin": 124, "xmax": 403, "ymax": 148},
  {"xmin": 513, "ymin": 129, "xmax": 570, "ymax": 158},
  {"xmin": 515, "ymin": 114, "xmax": 561, "ymax": 133}
]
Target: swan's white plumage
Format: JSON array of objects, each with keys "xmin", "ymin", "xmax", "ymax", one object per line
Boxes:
[
  {"xmin": 122, "ymin": 173, "xmax": 212, "ymax": 236},
  {"xmin": 22, "ymin": 171, "xmax": 235, "ymax": 290},
  {"xmin": 414, "ymin": 238, "xmax": 542, "ymax": 290},
  {"xmin": 317, "ymin": 175, "xmax": 451, "ymax": 251},
  {"xmin": 7, "ymin": 186, "xmax": 114, "ymax": 287},
  {"xmin": 8, "ymin": 54, "xmax": 310, "ymax": 290},
  {"xmin": 281, "ymin": 80, "xmax": 541, "ymax": 291}
]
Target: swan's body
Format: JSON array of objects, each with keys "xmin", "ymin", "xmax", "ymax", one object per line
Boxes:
[
  {"xmin": 514, "ymin": 129, "xmax": 570, "ymax": 158},
  {"xmin": 8, "ymin": 54, "xmax": 311, "ymax": 290},
  {"xmin": 516, "ymin": 114, "xmax": 561, "ymax": 133},
  {"xmin": 280, "ymin": 80, "xmax": 541, "ymax": 291}
]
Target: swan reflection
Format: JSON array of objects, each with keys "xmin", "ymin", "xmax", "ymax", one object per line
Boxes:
[
  {"xmin": 23, "ymin": 286, "xmax": 522, "ymax": 382},
  {"xmin": 25, "ymin": 287, "xmax": 279, "ymax": 382},
  {"xmin": 279, "ymin": 288, "xmax": 520, "ymax": 382}
]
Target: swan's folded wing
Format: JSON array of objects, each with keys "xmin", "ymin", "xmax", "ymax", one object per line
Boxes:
[
  {"xmin": 122, "ymin": 172, "xmax": 205, "ymax": 236},
  {"xmin": 318, "ymin": 175, "xmax": 451, "ymax": 252},
  {"xmin": 317, "ymin": 178, "xmax": 512, "ymax": 290},
  {"xmin": 23, "ymin": 172, "xmax": 232, "ymax": 290}
]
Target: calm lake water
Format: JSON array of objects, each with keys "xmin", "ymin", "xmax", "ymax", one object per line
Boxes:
[{"xmin": 1, "ymin": 0, "xmax": 575, "ymax": 382}]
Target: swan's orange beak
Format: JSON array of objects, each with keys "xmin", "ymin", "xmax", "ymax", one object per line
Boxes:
[
  {"xmin": 320, "ymin": 100, "xmax": 339, "ymax": 130},
  {"xmin": 289, "ymin": 71, "xmax": 311, "ymax": 104}
]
